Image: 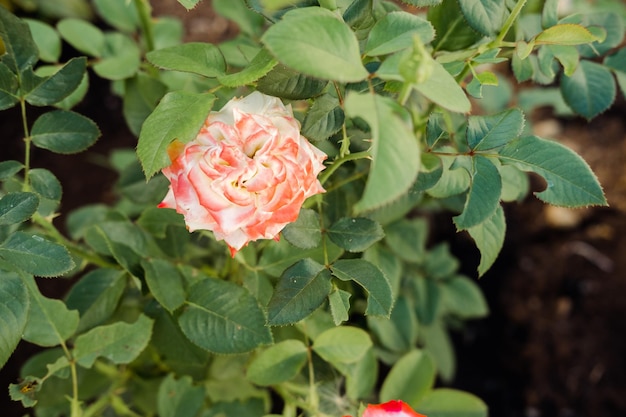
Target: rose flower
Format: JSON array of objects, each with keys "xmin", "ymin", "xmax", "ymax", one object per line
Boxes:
[
  {"xmin": 344, "ymin": 400, "xmax": 426, "ymax": 417},
  {"xmin": 159, "ymin": 91, "xmax": 327, "ymax": 256}
]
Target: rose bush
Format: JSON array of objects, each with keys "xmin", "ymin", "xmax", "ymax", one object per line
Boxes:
[
  {"xmin": 158, "ymin": 91, "xmax": 327, "ymax": 255},
  {"xmin": 344, "ymin": 400, "xmax": 426, "ymax": 417}
]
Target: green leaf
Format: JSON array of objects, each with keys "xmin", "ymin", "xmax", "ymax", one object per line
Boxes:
[
  {"xmin": 0, "ymin": 271, "xmax": 28, "ymax": 368},
  {"xmin": 147, "ymin": 43, "xmax": 226, "ymax": 77},
  {"xmin": 367, "ymin": 295, "xmax": 417, "ymax": 352},
  {"xmin": 0, "ymin": 232, "xmax": 73, "ymax": 277},
  {"xmin": 257, "ymin": 237, "xmax": 343, "ymax": 277},
  {"xmin": 344, "ymin": 92, "xmax": 420, "ymax": 213},
  {"xmin": 0, "ymin": 62, "xmax": 19, "ymax": 110},
  {"xmin": 262, "ymin": 7, "xmax": 368, "ymax": 82},
  {"xmin": 281, "ymin": 208, "xmax": 321, "ymax": 249},
  {"xmin": 413, "ymin": 60, "xmax": 471, "ymax": 113},
  {"xmin": 137, "ymin": 91, "xmax": 216, "ymax": 179},
  {"xmin": 417, "ymin": 388, "xmax": 488, "ymax": 417},
  {"xmin": 217, "ymin": 48, "xmax": 277, "ymax": 87},
  {"xmin": 364, "ymin": 11, "xmax": 434, "ymax": 56},
  {"xmin": 24, "ymin": 19, "xmax": 61, "ymax": 63},
  {"xmin": 499, "ymin": 135, "xmax": 607, "ymax": 207},
  {"xmin": 65, "ymin": 268, "xmax": 126, "ymax": 333},
  {"xmin": 177, "ymin": 0, "xmax": 203, "ymax": 10},
  {"xmin": 93, "ymin": 0, "xmax": 140, "ymax": 32},
  {"xmin": 421, "ymin": 321, "xmax": 455, "ymax": 381},
  {"xmin": 0, "ymin": 192, "xmax": 39, "ymax": 225},
  {"xmin": 0, "ymin": 5, "xmax": 39, "ymax": 72},
  {"xmin": 441, "ymin": 275, "xmax": 489, "ymax": 319},
  {"xmin": 560, "ymin": 60, "xmax": 616, "ymax": 120},
  {"xmin": 93, "ymin": 33, "xmax": 140, "ymax": 80},
  {"xmin": 213, "ymin": 0, "xmax": 264, "ymax": 36},
  {"xmin": 137, "ymin": 206, "xmax": 185, "ymax": 238},
  {"xmin": 73, "ymin": 314, "xmax": 153, "ymax": 368},
  {"xmin": 246, "ymin": 340, "xmax": 308, "ymax": 386},
  {"xmin": 384, "ymin": 218, "xmax": 428, "ymax": 263},
  {"xmin": 157, "ymin": 374, "xmax": 205, "ymax": 417},
  {"xmin": 547, "ymin": 45, "xmax": 579, "ymax": 77},
  {"xmin": 467, "ymin": 108, "xmax": 525, "ymax": 151},
  {"xmin": 25, "ymin": 57, "xmax": 87, "ymax": 106},
  {"xmin": 428, "ymin": 0, "xmax": 483, "ymax": 51},
  {"xmin": 331, "ymin": 258, "xmax": 393, "ymax": 317},
  {"xmin": 302, "ymin": 93, "xmax": 344, "ymax": 142},
  {"xmin": 57, "ymin": 18, "xmax": 105, "ymax": 57},
  {"xmin": 453, "ymin": 156, "xmax": 502, "ymax": 230},
  {"xmin": 34, "ymin": 65, "xmax": 89, "ymax": 110},
  {"xmin": 458, "ymin": 0, "xmax": 507, "ymax": 36},
  {"xmin": 29, "ymin": 168, "xmax": 62, "ymax": 201},
  {"xmin": 22, "ymin": 276, "xmax": 79, "ymax": 347},
  {"xmin": 467, "ymin": 205, "xmax": 505, "ymax": 276},
  {"xmin": 123, "ymin": 73, "xmax": 168, "ymax": 136},
  {"xmin": 141, "ymin": 258, "xmax": 186, "ymax": 313},
  {"xmin": 535, "ymin": 23, "xmax": 600, "ymax": 46},
  {"xmin": 380, "ymin": 349, "xmax": 436, "ymax": 408},
  {"xmin": 328, "ymin": 288, "xmax": 351, "ymax": 325},
  {"xmin": 327, "ymin": 217, "xmax": 384, "ymax": 252},
  {"xmin": 30, "ymin": 110, "xmax": 100, "ymax": 154},
  {"xmin": 0, "ymin": 160, "xmax": 24, "ymax": 179},
  {"xmin": 179, "ymin": 277, "xmax": 272, "ymax": 354},
  {"xmin": 256, "ymin": 64, "xmax": 328, "ymax": 100},
  {"xmin": 312, "ymin": 326, "xmax": 372, "ymax": 365},
  {"xmin": 267, "ymin": 258, "xmax": 332, "ymax": 326}
]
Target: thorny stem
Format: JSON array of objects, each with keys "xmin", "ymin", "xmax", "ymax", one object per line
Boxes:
[
  {"xmin": 493, "ymin": 0, "xmax": 528, "ymax": 46},
  {"xmin": 318, "ymin": 151, "xmax": 370, "ymax": 186},
  {"xmin": 20, "ymin": 99, "xmax": 31, "ymax": 191},
  {"xmin": 134, "ymin": 0, "xmax": 155, "ymax": 53}
]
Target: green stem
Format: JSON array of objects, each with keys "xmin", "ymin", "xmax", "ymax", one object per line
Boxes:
[
  {"xmin": 20, "ymin": 99, "xmax": 31, "ymax": 192},
  {"xmin": 318, "ymin": 151, "xmax": 370, "ymax": 186},
  {"xmin": 134, "ymin": 0, "xmax": 155, "ymax": 53},
  {"xmin": 493, "ymin": 0, "xmax": 528, "ymax": 46}
]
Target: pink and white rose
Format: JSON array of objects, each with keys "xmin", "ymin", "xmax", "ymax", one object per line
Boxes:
[{"xmin": 158, "ymin": 91, "xmax": 327, "ymax": 255}]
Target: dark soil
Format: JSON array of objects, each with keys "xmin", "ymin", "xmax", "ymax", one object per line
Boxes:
[{"xmin": 2, "ymin": 2, "xmax": 626, "ymax": 417}]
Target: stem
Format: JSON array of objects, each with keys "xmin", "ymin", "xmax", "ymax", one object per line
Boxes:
[
  {"xmin": 20, "ymin": 99, "xmax": 31, "ymax": 191},
  {"xmin": 493, "ymin": 0, "xmax": 528, "ymax": 46},
  {"xmin": 134, "ymin": 0, "xmax": 155, "ymax": 53},
  {"xmin": 318, "ymin": 151, "xmax": 370, "ymax": 186}
]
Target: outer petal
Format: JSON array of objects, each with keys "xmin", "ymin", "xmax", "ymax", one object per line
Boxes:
[{"xmin": 363, "ymin": 400, "xmax": 427, "ymax": 417}]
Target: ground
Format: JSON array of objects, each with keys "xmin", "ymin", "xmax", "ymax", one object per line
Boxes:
[{"xmin": 1, "ymin": 2, "xmax": 626, "ymax": 416}]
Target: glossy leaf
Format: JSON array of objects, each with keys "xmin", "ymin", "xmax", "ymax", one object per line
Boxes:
[
  {"xmin": 344, "ymin": 92, "xmax": 420, "ymax": 213},
  {"xmin": 25, "ymin": 57, "xmax": 87, "ymax": 106},
  {"xmin": 0, "ymin": 192, "xmax": 39, "ymax": 226},
  {"xmin": 65, "ymin": 268, "xmax": 126, "ymax": 333},
  {"xmin": 0, "ymin": 232, "xmax": 73, "ymax": 277},
  {"xmin": 262, "ymin": 7, "xmax": 368, "ymax": 82},
  {"xmin": 453, "ymin": 156, "xmax": 502, "ymax": 231},
  {"xmin": 179, "ymin": 277, "xmax": 272, "ymax": 353},
  {"xmin": 560, "ymin": 60, "xmax": 615, "ymax": 120},
  {"xmin": 331, "ymin": 259, "xmax": 393, "ymax": 317},
  {"xmin": 364, "ymin": 11, "xmax": 434, "ymax": 56},
  {"xmin": 22, "ymin": 276, "xmax": 79, "ymax": 347},
  {"xmin": 57, "ymin": 18, "xmax": 105, "ymax": 57},
  {"xmin": 31, "ymin": 110, "xmax": 100, "ymax": 154},
  {"xmin": 281, "ymin": 208, "xmax": 322, "ymax": 249},
  {"xmin": 380, "ymin": 349, "xmax": 436, "ymax": 407},
  {"xmin": 467, "ymin": 108, "xmax": 525, "ymax": 151},
  {"xmin": 417, "ymin": 388, "xmax": 488, "ymax": 417},
  {"xmin": 147, "ymin": 43, "xmax": 226, "ymax": 77},
  {"xmin": 157, "ymin": 374, "xmax": 205, "ymax": 417},
  {"xmin": 267, "ymin": 258, "xmax": 332, "ymax": 326},
  {"xmin": 217, "ymin": 48, "xmax": 277, "ymax": 87},
  {"xmin": 141, "ymin": 258, "xmax": 186, "ymax": 313},
  {"xmin": 312, "ymin": 326, "xmax": 372, "ymax": 365},
  {"xmin": 256, "ymin": 64, "xmax": 328, "ymax": 100},
  {"xmin": 535, "ymin": 23, "xmax": 600, "ymax": 46},
  {"xmin": 73, "ymin": 314, "xmax": 153, "ymax": 368},
  {"xmin": 467, "ymin": 206, "xmax": 506, "ymax": 276},
  {"xmin": 137, "ymin": 91, "xmax": 216, "ymax": 179},
  {"xmin": 458, "ymin": 0, "xmax": 507, "ymax": 36},
  {"xmin": 0, "ymin": 5, "xmax": 39, "ymax": 72},
  {"xmin": 327, "ymin": 217, "xmax": 385, "ymax": 252},
  {"xmin": 246, "ymin": 340, "xmax": 308, "ymax": 386},
  {"xmin": 499, "ymin": 135, "xmax": 607, "ymax": 207},
  {"xmin": 0, "ymin": 271, "xmax": 28, "ymax": 368}
]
